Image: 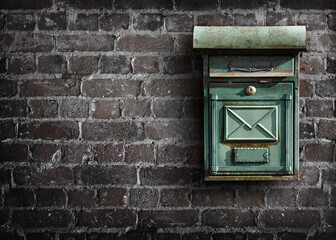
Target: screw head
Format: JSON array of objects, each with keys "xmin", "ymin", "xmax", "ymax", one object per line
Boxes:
[{"xmin": 263, "ymin": 153, "xmax": 268, "ymax": 157}]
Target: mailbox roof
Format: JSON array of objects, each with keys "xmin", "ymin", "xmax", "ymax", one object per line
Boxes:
[{"xmin": 193, "ymin": 26, "xmax": 306, "ymax": 50}]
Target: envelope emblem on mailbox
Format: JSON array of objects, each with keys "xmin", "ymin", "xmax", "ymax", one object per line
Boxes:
[{"xmin": 224, "ymin": 105, "xmax": 278, "ymax": 141}]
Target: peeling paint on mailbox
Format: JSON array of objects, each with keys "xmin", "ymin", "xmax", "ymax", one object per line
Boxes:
[{"xmin": 193, "ymin": 26, "xmax": 306, "ymax": 181}]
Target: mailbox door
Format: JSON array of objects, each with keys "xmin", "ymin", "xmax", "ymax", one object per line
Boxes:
[{"xmin": 209, "ymin": 82, "xmax": 293, "ymax": 176}]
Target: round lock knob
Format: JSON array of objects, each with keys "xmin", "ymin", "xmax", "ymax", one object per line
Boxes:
[{"xmin": 246, "ymin": 85, "xmax": 256, "ymax": 95}]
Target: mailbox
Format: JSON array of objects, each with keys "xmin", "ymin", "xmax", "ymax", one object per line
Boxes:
[{"xmin": 193, "ymin": 26, "xmax": 306, "ymax": 181}]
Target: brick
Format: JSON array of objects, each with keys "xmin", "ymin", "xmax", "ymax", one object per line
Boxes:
[
  {"xmin": 55, "ymin": 0, "xmax": 111, "ymax": 9},
  {"xmin": 4, "ymin": 188, "xmax": 34, "ymax": 206},
  {"xmin": 234, "ymin": 13, "xmax": 259, "ymax": 26},
  {"xmin": 298, "ymin": 188, "xmax": 328, "ymax": 207},
  {"xmin": 192, "ymin": 188, "xmax": 234, "ymax": 206},
  {"xmin": 160, "ymin": 188, "xmax": 190, "ymax": 207},
  {"xmin": 0, "ymin": 232, "xmax": 24, "ymax": 240},
  {"xmin": 94, "ymin": 144, "xmax": 124, "ymax": 163},
  {"xmin": 134, "ymin": 13, "xmax": 163, "ymax": 31},
  {"xmin": 307, "ymin": 34, "xmax": 336, "ymax": 52},
  {"xmin": 222, "ymin": 0, "xmax": 273, "ymax": 8},
  {"xmin": 309, "ymin": 232, "xmax": 336, "ymax": 240},
  {"xmin": 77, "ymin": 209, "xmax": 135, "ymax": 227},
  {"xmin": 196, "ymin": 14, "xmax": 233, "ymax": 26},
  {"xmin": 132, "ymin": 56, "xmax": 159, "ymax": 74},
  {"xmin": 202, "ymin": 209, "xmax": 254, "ymax": 227},
  {"xmin": 26, "ymin": 232, "xmax": 55, "ymax": 240},
  {"xmin": 299, "ymin": 122, "xmax": 314, "ymax": 139},
  {"xmin": 266, "ymin": 12, "xmax": 295, "ymax": 26},
  {"xmin": 0, "ymin": 57, "xmax": 6, "ymax": 73},
  {"xmin": 331, "ymin": 188, "xmax": 336, "ymax": 207},
  {"xmin": 28, "ymin": 100, "xmax": 58, "ymax": 118},
  {"xmin": 38, "ymin": 55, "xmax": 66, "ymax": 74},
  {"xmin": 8, "ymin": 55, "xmax": 36, "ymax": 74},
  {"xmin": 75, "ymin": 165, "xmax": 137, "ymax": 185},
  {"xmin": 0, "ymin": 143, "xmax": 30, "ymax": 162},
  {"xmin": 13, "ymin": 166, "xmax": 74, "ymax": 185},
  {"xmin": 316, "ymin": 79, "xmax": 336, "ymax": 98},
  {"xmin": 328, "ymin": 13, "xmax": 336, "ymax": 31},
  {"xmin": 86, "ymin": 233, "xmax": 118, "ymax": 240},
  {"xmin": 145, "ymin": 121, "xmax": 202, "ymax": 141},
  {"xmin": 300, "ymin": 56, "xmax": 325, "ymax": 74},
  {"xmin": 297, "ymin": 14, "xmax": 327, "ymax": 31},
  {"xmin": 187, "ymin": 145, "xmax": 203, "ymax": 165},
  {"xmin": 212, "ymin": 233, "xmax": 245, "ymax": 240},
  {"xmin": 130, "ymin": 188, "xmax": 159, "ymax": 207},
  {"xmin": 82, "ymin": 121, "xmax": 144, "ymax": 141},
  {"xmin": 57, "ymin": 35, "xmax": 114, "ymax": 52},
  {"xmin": 0, "ymin": 14, "xmax": 3, "ymax": 30},
  {"xmin": 38, "ymin": 12, "xmax": 66, "ymax": 30},
  {"xmin": 299, "ymin": 99, "xmax": 305, "ymax": 118},
  {"xmin": 183, "ymin": 233, "xmax": 211, "ymax": 240},
  {"xmin": 318, "ymin": 120, "xmax": 336, "ymax": 139},
  {"xmin": 69, "ymin": 13, "xmax": 98, "ymax": 31},
  {"xmin": 176, "ymin": 34, "xmax": 193, "ymax": 53},
  {"xmin": 298, "ymin": 166, "xmax": 320, "ymax": 186},
  {"xmin": 60, "ymin": 233, "xmax": 85, "ymax": 240},
  {"xmin": 37, "ymin": 188, "xmax": 66, "ymax": 206},
  {"xmin": 153, "ymin": 99, "xmax": 182, "ymax": 119},
  {"xmin": 60, "ymin": 99, "xmax": 89, "ymax": 118},
  {"xmin": 165, "ymin": 14, "xmax": 193, "ymax": 32},
  {"xmin": 144, "ymin": 79, "xmax": 202, "ymax": 97},
  {"xmin": 0, "ymin": 209, "xmax": 9, "ymax": 225},
  {"xmin": 19, "ymin": 121, "xmax": 79, "ymax": 140},
  {"xmin": 322, "ymin": 168, "xmax": 336, "ymax": 185},
  {"xmin": 99, "ymin": 188, "xmax": 127, "ymax": 206},
  {"xmin": 125, "ymin": 144, "xmax": 154, "ymax": 163},
  {"xmin": 267, "ymin": 188, "xmax": 296, "ymax": 207},
  {"xmin": 0, "ymin": 167, "xmax": 11, "ymax": 185},
  {"xmin": 69, "ymin": 56, "xmax": 98, "ymax": 75},
  {"xmin": 12, "ymin": 210, "xmax": 73, "ymax": 228},
  {"xmin": 140, "ymin": 167, "xmax": 200, "ymax": 185},
  {"xmin": 116, "ymin": 34, "xmax": 173, "ymax": 52},
  {"xmin": 0, "ymin": 100, "xmax": 27, "ymax": 117},
  {"xmin": 115, "ymin": 0, "xmax": 173, "ymax": 10},
  {"xmin": 99, "ymin": 13, "xmax": 130, "ymax": 31},
  {"xmin": 30, "ymin": 144, "xmax": 60, "ymax": 162},
  {"xmin": 278, "ymin": 232, "xmax": 306, "ymax": 240},
  {"xmin": 247, "ymin": 233, "xmax": 273, "ymax": 240},
  {"xmin": 123, "ymin": 99, "xmax": 151, "ymax": 118},
  {"xmin": 61, "ymin": 144, "xmax": 92, "ymax": 164},
  {"xmin": 176, "ymin": 0, "xmax": 218, "ymax": 10},
  {"xmin": 327, "ymin": 57, "xmax": 336, "ymax": 73},
  {"xmin": 163, "ymin": 56, "xmax": 192, "ymax": 74},
  {"xmin": 306, "ymin": 100, "xmax": 334, "ymax": 117},
  {"xmin": 236, "ymin": 189, "xmax": 265, "ymax": 207},
  {"xmin": 7, "ymin": 13, "xmax": 35, "ymax": 30},
  {"xmin": 0, "ymin": 79, "xmax": 17, "ymax": 97},
  {"xmin": 304, "ymin": 143, "xmax": 335, "ymax": 162},
  {"xmin": 259, "ymin": 210, "xmax": 319, "ymax": 228},
  {"xmin": 299, "ymin": 80, "xmax": 313, "ymax": 97},
  {"xmin": 21, "ymin": 79, "xmax": 80, "ymax": 97},
  {"xmin": 83, "ymin": 79, "xmax": 140, "ymax": 97},
  {"xmin": 157, "ymin": 145, "xmax": 185, "ymax": 164},
  {"xmin": 281, "ymin": 0, "xmax": 336, "ymax": 9},
  {"xmin": 0, "ymin": 120, "xmax": 15, "ymax": 140},
  {"xmin": 154, "ymin": 233, "xmax": 180, "ymax": 240},
  {"xmin": 0, "ymin": 0, "xmax": 52, "ymax": 9},
  {"xmin": 139, "ymin": 210, "xmax": 198, "ymax": 227},
  {"xmin": 68, "ymin": 189, "xmax": 96, "ymax": 207},
  {"xmin": 184, "ymin": 99, "xmax": 203, "ymax": 119},
  {"xmin": 101, "ymin": 55, "xmax": 131, "ymax": 74}
]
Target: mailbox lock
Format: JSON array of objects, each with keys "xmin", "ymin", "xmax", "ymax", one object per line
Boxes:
[{"xmin": 246, "ymin": 86, "xmax": 256, "ymax": 95}]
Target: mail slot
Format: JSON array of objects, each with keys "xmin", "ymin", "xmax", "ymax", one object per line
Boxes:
[{"xmin": 193, "ymin": 26, "xmax": 306, "ymax": 181}]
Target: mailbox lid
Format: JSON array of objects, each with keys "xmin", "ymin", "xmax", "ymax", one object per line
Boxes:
[
  {"xmin": 209, "ymin": 56, "xmax": 294, "ymax": 77},
  {"xmin": 193, "ymin": 26, "xmax": 306, "ymax": 50}
]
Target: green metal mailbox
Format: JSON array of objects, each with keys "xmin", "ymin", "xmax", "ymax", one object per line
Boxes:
[{"xmin": 193, "ymin": 26, "xmax": 306, "ymax": 181}]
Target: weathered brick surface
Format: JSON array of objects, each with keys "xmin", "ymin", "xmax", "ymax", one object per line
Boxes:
[{"xmin": 0, "ymin": 1, "xmax": 334, "ymax": 237}]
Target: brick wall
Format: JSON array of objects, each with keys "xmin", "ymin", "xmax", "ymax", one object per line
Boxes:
[{"xmin": 0, "ymin": 0, "xmax": 335, "ymax": 239}]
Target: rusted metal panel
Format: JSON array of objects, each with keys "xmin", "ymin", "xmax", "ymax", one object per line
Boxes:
[{"xmin": 193, "ymin": 26, "xmax": 306, "ymax": 50}]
